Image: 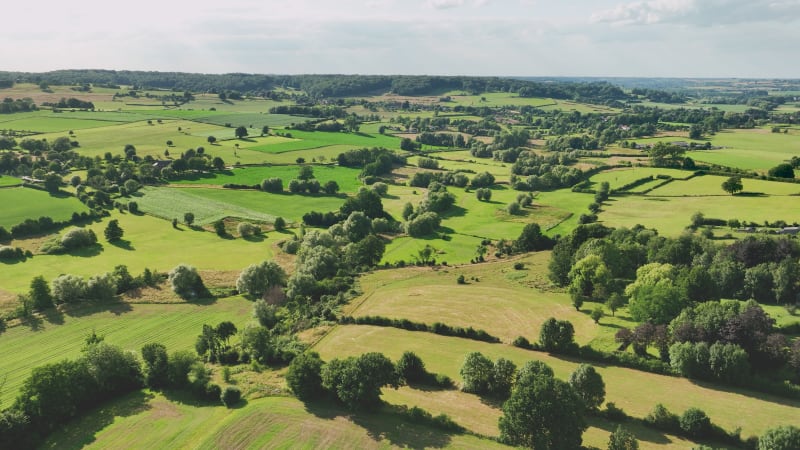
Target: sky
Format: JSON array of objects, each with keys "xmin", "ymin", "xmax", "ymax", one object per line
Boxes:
[{"xmin": 2, "ymin": 0, "xmax": 799, "ymax": 77}]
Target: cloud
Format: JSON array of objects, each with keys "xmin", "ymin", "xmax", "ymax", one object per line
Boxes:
[
  {"xmin": 427, "ymin": 0, "xmax": 491, "ymax": 9},
  {"xmin": 591, "ymin": 0, "xmax": 800, "ymax": 26}
]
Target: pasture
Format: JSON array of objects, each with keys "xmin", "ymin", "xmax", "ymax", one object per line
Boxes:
[
  {"xmin": 587, "ymin": 167, "xmax": 692, "ymax": 191},
  {"xmin": 0, "ymin": 175, "xmax": 21, "ymax": 187},
  {"xmin": 245, "ymin": 130, "xmax": 403, "ymax": 154},
  {"xmin": 649, "ymin": 174, "xmax": 800, "ymax": 196},
  {"xmin": 171, "ymin": 164, "xmax": 363, "ymax": 193},
  {"xmin": 0, "ymin": 212, "xmax": 280, "ymax": 295},
  {"xmin": 0, "ymin": 187, "xmax": 89, "ymax": 228},
  {"xmin": 0, "ymin": 297, "xmax": 253, "ymax": 407},
  {"xmin": 42, "ymin": 393, "xmax": 507, "ymax": 450},
  {"xmin": 135, "ymin": 186, "xmax": 344, "ymax": 225},
  {"xmin": 313, "ymin": 325, "xmax": 800, "ymax": 439}
]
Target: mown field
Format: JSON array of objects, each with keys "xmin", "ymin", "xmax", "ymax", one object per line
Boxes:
[
  {"xmin": 135, "ymin": 186, "xmax": 344, "ymax": 225},
  {"xmin": 42, "ymin": 393, "xmax": 507, "ymax": 450},
  {"xmin": 0, "ymin": 175, "xmax": 22, "ymax": 187},
  {"xmin": 0, "ymin": 297, "xmax": 253, "ymax": 408},
  {"xmin": 0, "ymin": 187, "xmax": 89, "ymax": 228},
  {"xmin": 313, "ymin": 325, "xmax": 800, "ymax": 440}
]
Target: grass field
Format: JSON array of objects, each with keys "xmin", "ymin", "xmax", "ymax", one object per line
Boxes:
[
  {"xmin": 246, "ymin": 130, "xmax": 403, "ymax": 153},
  {"xmin": 350, "ymin": 253, "xmax": 600, "ymax": 344},
  {"xmin": 0, "ymin": 175, "xmax": 22, "ymax": 187},
  {"xmin": 0, "ymin": 212, "xmax": 281, "ymax": 295},
  {"xmin": 135, "ymin": 186, "xmax": 344, "ymax": 225},
  {"xmin": 599, "ymin": 194, "xmax": 800, "ymax": 235},
  {"xmin": 588, "ymin": 167, "xmax": 693, "ymax": 191},
  {"xmin": 649, "ymin": 174, "xmax": 800, "ymax": 197},
  {"xmin": 0, "ymin": 297, "xmax": 253, "ymax": 407},
  {"xmin": 0, "ymin": 187, "xmax": 89, "ymax": 228},
  {"xmin": 313, "ymin": 325, "xmax": 800, "ymax": 439},
  {"xmin": 171, "ymin": 165, "xmax": 364, "ymax": 193},
  {"xmin": 42, "ymin": 393, "xmax": 508, "ymax": 450}
]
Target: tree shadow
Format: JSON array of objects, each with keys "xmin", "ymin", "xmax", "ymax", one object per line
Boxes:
[
  {"xmin": 21, "ymin": 314, "xmax": 44, "ymax": 331},
  {"xmin": 586, "ymin": 416, "xmax": 673, "ymax": 446},
  {"xmin": 109, "ymin": 239, "xmax": 134, "ymax": 251},
  {"xmin": 67, "ymin": 244, "xmax": 104, "ymax": 258},
  {"xmin": 243, "ymin": 234, "xmax": 266, "ymax": 243},
  {"xmin": 42, "ymin": 308, "xmax": 65, "ymax": 325},
  {"xmin": 64, "ymin": 301, "xmax": 134, "ymax": 318},
  {"xmin": 440, "ymin": 205, "xmax": 467, "ymax": 219},
  {"xmin": 40, "ymin": 391, "xmax": 155, "ymax": 450},
  {"xmin": 688, "ymin": 378, "xmax": 800, "ymax": 408}
]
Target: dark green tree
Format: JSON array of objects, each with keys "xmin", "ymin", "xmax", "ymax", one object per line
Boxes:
[
  {"xmin": 184, "ymin": 212, "xmax": 195, "ymax": 226},
  {"xmin": 768, "ymin": 163, "xmax": 795, "ymax": 179},
  {"xmin": 141, "ymin": 342, "xmax": 169, "ymax": 388},
  {"xmin": 569, "ymin": 364, "xmax": 605, "ymax": 410},
  {"xmin": 29, "ymin": 275, "xmax": 53, "ymax": 310},
  {"xmin": 235, "ymin": 126, "xmax": 248, "ymax": 139},
  {"xmin": 608, "ymin": 425, "xmax": 639, "ymax": 450},
  {"xmin": 286, "ymin": 352, "xmax": 325, "ymax": 401},
  {"xmin": 539, "ymin": 318, "xmax": 576, "ymax": 353},
  {"xmin": 721, "ymin": 176, "xmax": 743, "ymax": 195},
  {"xmin": 104, "ymin": 219, "xmax": 124, "ymax": 242},
  {"xmin": 321, "ymin": 352, "xmax": 399, "ymax": 410},
  {"xmin": 460, "ymin": 352, "xmax": 494, "ymax": 394},
  {"xmin": 759, "ymin": 425, "xmax": 800, "ymax": 450}
]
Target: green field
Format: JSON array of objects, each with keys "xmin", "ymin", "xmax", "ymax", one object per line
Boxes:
[
  {"xmin": 649, "ymin": 174, "xmax": 800, "ymax": 196},
  {"xmin": 42, "ymin": 393, "xmax": 507, "ymax": 450},
  {"xmin": 0, "ymin": 187, "xmax": 89, "ymax": 228},
  {"xmin": 0, "ymin": 297, "xmax": 253, "ymax": 407},
  {"xmin": 135, "ymin": 186, "xmax": 344, "ymax": 225},
  {"xmin": 0, "ymin": 175, "xmax": 22, "ymax": 187},
  {"xmin": 246, "ymin": 130, "xmax": 403, "ymax": 154},
  {"xmin": 171, "ymin": 165, "xmax": 364, "ymax": 193},
  {"xmin": 313, "ymin": 325, "xmax": 800, "ymax": 439},
  {"xmin": 0, "ymin": 212, "xmax": 280, "ymax": 295},
  {"xmin": 588, "ymin": 167, "xmax": 693, "ymax": 191}
]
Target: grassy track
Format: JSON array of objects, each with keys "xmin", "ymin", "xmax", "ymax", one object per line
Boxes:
[
  {"xmin": 136, "ymin": 186, "xmax": 345, "ymax": 225},
  {"xmin": 313, "ymin": 325, "xmax": 800, "ymax": 438},
  {"xmin": 0, "ymin": 187, "xmax": 89, "ymax": 228},
  {"xmin": 42, "ymin": 393, "xmax": 508, "ymax": 450},
  {"xmin": 171, "ymin": 165, "xmax": 363, "ymax": 193},
  {"xmin": 0, "ymin": 297, "xmax": 253, "ymax": 407}
]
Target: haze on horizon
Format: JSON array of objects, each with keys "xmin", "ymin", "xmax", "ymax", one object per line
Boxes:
[{"xmin": 2, "ymin": 0, "xmax": 799, "ymax": 79}]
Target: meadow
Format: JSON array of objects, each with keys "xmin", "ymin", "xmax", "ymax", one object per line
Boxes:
[
  {"xmin": 135, "ymin": 186, "xmax": 345, "ymax": 225},
  {"xmin": 245, "ymin": 129, "xmax": 403, "ymax": 154},
  {"xmin": 42, "ymin": 393, "xmax": 507, "ymax": 450},
  {"xmin": 0, "ymin": 175, "xmax": 22, "ymax": 187},
  {"xmin": 0, "ymin": 297, "xmax": 253, "ymax": 408},
  {"xmin": 0, "ymin": 187, "xmax": 89, "ymax": 228},
  {"xmin": 313, "ymin": 325, "xmax": 800, "ymax": 439},
  {"xmin": 171, "ymin": 164, "xmax": 363, "ymax": 193},
  {"xmin": 0, "ymin": 212, "xmax": 281, "ymax": 295}
]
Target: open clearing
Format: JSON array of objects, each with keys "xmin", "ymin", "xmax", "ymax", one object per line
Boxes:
[
  {"xmin": 0, "ymin": 187, "xmax": 89, "ymax": 228},
  {"xmin": 0, "ymin": 297, "xmax": 253, "ymax": 408},
  {"xmin": 313, "ymin": 325, "xmax": 800, "ymax": 439}
]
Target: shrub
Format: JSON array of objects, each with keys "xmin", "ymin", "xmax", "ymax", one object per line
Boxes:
[
  {"xmin": 506, "ymin": 201, "xmax": 522, "ymax": 215},
  {"xmin": 237, "ymin": 222, "xmax": 259, "ymax": 237},
  {"xmin": 60, "ymin": 227, "xmax": 97, "ymax": 250},
  {"xmin": 396, "ymin": 351, "xmax": 427, "ymax": 384},
  {"xmin": 679, "ymin": 407, "xmax": 711, "ymax": 438},
  {"xmin": 456, "ymin": 274, "xmax": 466, "ymax": 284},
  {"xmin": 51, "ymin": 274, "xmax": 87, "ymax": 304},
  {"xmin": 213, "ymin": 220, "xmax": 226, "ymax": 237},
  {"xmin": 168, "ymin": 264, "xmax": 204, "ymax": 299},
  {"xmin": 221, "ymin": 386, "xmax": 241, "ymax": 407},
  {"xmin": 236, "ymin": 260, "xmax": 287, "ymax": 298},
  {"xmin": 512, "ymin": 336, "xmax": 532, "ymax": 349},
  {"xmin": 513, "ymin": 262, "xmax": 524, "ymax": 270},
  {"xmin": 608, "ymin": 425, "xmax": 639, "ymax": 450},
  {"xmin": 539, "ymin": 317, "xmax": 576, "ymax": 353},
  {"xmin": 569, "ymin": 364, "xmax": 605, "ymax": 410},
  {"xmin": 274, "ymin": 216, "xmax": 286, "ymax": 231},
  {"xmin": 645, "ymin": 403, "xmax": 679, "ymax": 433},
  {"xmin": 460, "ymin": 352, "xmax": 494, "ymax": 394},
  {"xmin": 759, "ymin": 425, "xmax": 800, "ymax": 450},
  {"xmin": 205, "ymin": 383, "xmax": 222, "ymax": 402}
]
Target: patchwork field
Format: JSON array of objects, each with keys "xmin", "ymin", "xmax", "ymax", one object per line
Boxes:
[
  {"xmin": 0, "ymin": 187, "xmax": 89, "ymax": 228},
  {"xmin": 171, "ymin": 164, "xmax": 363, "ymax": 193}
]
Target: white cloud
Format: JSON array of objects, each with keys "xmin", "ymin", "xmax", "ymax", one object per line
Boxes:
[{"xmin": 591, "ymin": 0, "xmax": 800, "ymax": 26}]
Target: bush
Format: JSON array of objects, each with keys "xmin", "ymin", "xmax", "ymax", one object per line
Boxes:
[
  {"xmin": 397, "ymin": 351, "xmax": 427, "ymax": 384},
  {"xmin": 236, "ymin": 260, "xmax": 287, "ymax": 298},
  {"xmin": 506, "ymin": 201, "xmax": 522, "ymax": 215},
  {"xmin": 645, "ymin": 403, "xmax": 679, "ymax": 433},
  {"xmin": 539, "ymin": 317, "xmax": 576, "ymax": 353},
  {"xmin": 237, "ymin": 222, "xmax": 260, "ymax": 237},
  {"xmin": 759, "ymin": 425, "xmax": 800, "ymax": 450},
  {"xmin": 274, "ymin": 216, "xmax": 286, "ymax": 231},
  {"xmin": 460, "ymin": 352, "xmax": 494, "ymax": 394},
  {"xmin": 168, "ymin": 264, "xmax": 204, "ymax": 299},
  {"xmin": 205, "ymin": 383, "xmax": 222, "ymax": 402},
  {"xmin": 51, "ymin": 274, "xmax": 87, "ymax": 304},
  {"xmin": 456, "ymin": 274, "xmax": 466, "ymax": 284},
  {"xmin": 221, "ymin": 386, "xmax": 241, "ymax": 407},
  {"xmin": 512, "ymin": 335, "xmax": 532, "ymax": 349},
  {"xmin": 679, "ymin": 407, "xmax": 711, "ymax": 438},
  {"xmin": 60, "ymin": 227, "xmax": 97, "ymax": 250},
  {"xmin": 213, "ymin": 220, "xmax": 226, "ymax": 237}
]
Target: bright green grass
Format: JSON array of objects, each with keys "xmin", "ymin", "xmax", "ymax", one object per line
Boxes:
[
  {"xmin": 229, "ymin": 145, "xmax": 360, "ymax": 165},
  {"xmin": 0, "ymin": 297, "xmax": 253, "ymax": 407},
  {"xmin": 351, "ymin": 253, "xmax": 598, "ymax": 344},
  {"xmin": 0, "ymin": 212, "xmax": 278, "ymax": 294},
  {"xmin": 381, "ymin": 234, "xmax": 485, "ymax": 266},
  {"xmin": 42, "ymin": 392, "xmax": 507, "ymax": 450},
  {"xmin": 599, "ymin": 195, "xmax": 800, "ymax": 235},
  {"xmin": 314, "ymin": 325, "xmax": 800, "ymax": 438},
  {"xmin": 650, "ymin": 174, "xmax": 800, "ymax": 196},
  {"xmin": 0, "ymin": 116, "xmax": 125, "ymax": 133},
  {"xmin": 193, "ymin": 113, "xmax": 301, "ymax": 128},
  {"xmin": 171, "ymin": 165, "xmax": 363, "ymax": 193},
  {"xmin": 0, "ymin": 175, "xmax": 22, "ymax": 187},
  {"xmin": 37, "ymin": 120, "xmax": 228, "ymax": 159},
  {"xmin": 247, "ymin": 130, "xmax": 403, "ymax": 153},
  {"xmin": 0, "ymin": 187, "xmax": 89, "ymax": 228},
  {"xmin": 645, "ymin": 128, "xmax": 800, "ymax": 171},
  {"xmin": 408, "ymin": 155, "xmax": 511, "ymax": 182},
  {"xmin": 588, "ymin": 167, "xmax": 693, "ymax": 191},
  {"xmin": 136, "ymin": 186, "xmax": 344, "ymax": 225},
  {"xmin": 535, "ymin": 188, "xmax": 595, "ymax": 235}
]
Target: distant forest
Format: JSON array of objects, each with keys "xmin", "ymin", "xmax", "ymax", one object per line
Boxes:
[{"xmin": 0, "ymin": 70, "xmax": 631, "ymax": 105}]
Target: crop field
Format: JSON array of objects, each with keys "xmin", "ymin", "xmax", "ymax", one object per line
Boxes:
[
  {"xmin": 42, "ymin": 393, "xmax": 507, "ymax": 450},
  {"xmin": 171, "ymin": 164, "xmax": 364, "ymax": 193},
  {"xmin": 0, "ymin": 297, "xmax": 253, "ymax": 407},
  {"xmin": 0, "ymin": 187, "xmax": 89, "ymax": 228},
  {"xmin": 313, "ymin": 325, "xmax": 800, "ymax": 439},
  {"xmin": 599, "ymin": 194, "xmax": 800, "ymax": 235},
  {"xmin": 135, "ymin": 186, "xmax": 344, "ymax": 225},
  {"xmin": 0, "ymin": 212, "xmax": 280, "ymax": 295}
]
